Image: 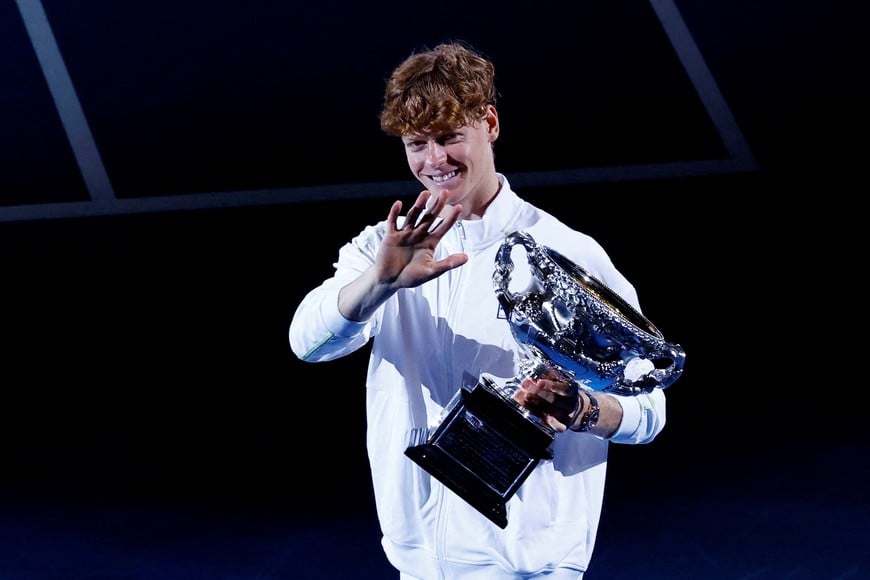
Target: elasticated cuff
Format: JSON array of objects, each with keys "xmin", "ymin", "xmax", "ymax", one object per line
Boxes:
[{"xmin": 318, "ymin": 285, "xmax": 368, "ymax": 337}]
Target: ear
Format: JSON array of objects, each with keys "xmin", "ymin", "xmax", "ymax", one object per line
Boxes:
[{"xmin": 485, "ymin": 104, "xmax": 500, "ymax": 142}]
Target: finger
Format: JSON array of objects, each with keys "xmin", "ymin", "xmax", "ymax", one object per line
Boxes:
[
  {"xmin": 512, "ymin": 389, "xmax": 538, "ymax": 410},
  {"xmin": 434, "ymin": 252, "xmax": 469, "ymax": 272},
  {"xmin": 516, "ymin": 379, "xmax": 553, "ymax": 404},
  {"xmin": 405, "ymin": 205, "xmax": 425, "ymax": 230},
  {"xmin": 425, "ymin": 189, "xmax": 445, "ymax": 212},
  {"xmin": 416, "ymin": 190, "xmax": 432, "ymax": 206},
  {"xmin": 386, "ymin": 200, "xmax": 403, "ymax": 232},
  {"xmin": 406, "ymin": 191, "xmax": 433, "ymax": 229},
  {"xmin": 428, "ymin": 203, "xmax": 462, "ymax": 237},
  {"xmin": 532, "ymin": 387, "xmax": 557, "ymax": 405},
  {"xmin": 524, "ymin": 379, "xmax": 577, "ymax": 414},
  {"xmin": 543, "ymin": 415, "xmax": 567, "ymax": 432}
]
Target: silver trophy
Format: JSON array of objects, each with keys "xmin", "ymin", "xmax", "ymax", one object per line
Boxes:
[{"xmin": 406, "ymin": 231, "xmax": 686, "ymax": 528}]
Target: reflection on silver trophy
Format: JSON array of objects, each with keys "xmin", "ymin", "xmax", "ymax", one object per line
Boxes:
[
  {"xmin": 405, "ymin": 231, "xmax": 686, "ymax": 528},
  {"xmin": 494, "ymin": 230, "xmax": 686, "ymax": 398}
]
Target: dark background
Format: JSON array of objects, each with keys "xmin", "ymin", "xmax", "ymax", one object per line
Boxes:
[{"xmin": 0, "ymin": 1, "xmax": 866, "ymax": 578}]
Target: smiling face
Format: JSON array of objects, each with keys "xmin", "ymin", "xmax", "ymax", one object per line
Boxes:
[
  {"xmin": 401, "ymin": 105, "xmax": 501, "ymax": 220},
  {"xmin": 380, "ymin": 43, "xmax": 503, "ymax": 218}
]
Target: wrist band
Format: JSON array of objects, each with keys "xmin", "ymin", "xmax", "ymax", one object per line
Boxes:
[{"xmin": 570, "ymin": 392, "xmax": 600, "ymax": 433}]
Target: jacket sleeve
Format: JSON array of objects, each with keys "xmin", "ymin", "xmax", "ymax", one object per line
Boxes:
[
  {"xmin": 289, "ymin": 222, "xmax": 385, "ymax": 362},
  {"xmin": 575, "ymin": 237, "xmax": 668, "ymax": 445},
  {"xmin": 608, "ymin": 388, "xmax": 666, "ymax": 444}
]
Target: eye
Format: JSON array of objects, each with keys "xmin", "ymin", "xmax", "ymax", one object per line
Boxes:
[
  {"xmin": 441, "ymin": 133, "xmax": 463, "ymax": 145},
  {"xmin": 404, "ymin": 140, "xmax": 426, "ymax": 153}
]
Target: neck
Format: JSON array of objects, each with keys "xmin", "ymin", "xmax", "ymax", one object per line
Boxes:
[{"xmin": 461, "ymin": 174, "xmax": 502, "ymax": 221}]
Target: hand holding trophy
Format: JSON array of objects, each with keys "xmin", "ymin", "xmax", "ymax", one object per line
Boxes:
[{"xmin": 406, "ymin": 231, "xmax": 686, "ymax": 528}]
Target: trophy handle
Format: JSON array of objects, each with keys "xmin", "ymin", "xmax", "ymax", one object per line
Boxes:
[{"xmin": 493, "ymin": 230, "xmax": 531, "ymax": 315}]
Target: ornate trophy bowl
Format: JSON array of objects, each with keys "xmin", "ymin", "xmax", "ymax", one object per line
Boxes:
[
  {"xmin": 494, "ymin": 230, "xmax": 686, "ymax": 397},
  {"xmin": 405, "ymin": 231, "xmax": 686, "ymax": 528}
]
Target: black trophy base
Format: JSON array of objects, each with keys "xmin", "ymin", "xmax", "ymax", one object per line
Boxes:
[{"xmin": 404, "ymin": 377, "xmax": 555, "ymax": 528}]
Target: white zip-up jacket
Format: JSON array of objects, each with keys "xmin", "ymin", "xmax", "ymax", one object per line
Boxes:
[{"xmin": 289, "ymin": 175, "xmax": 666, "ymax": 579}]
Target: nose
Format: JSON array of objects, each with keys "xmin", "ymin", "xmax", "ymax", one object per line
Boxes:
[{"xmin": 425, "ymin": 141, "xmax": 447, "ymax": 166}]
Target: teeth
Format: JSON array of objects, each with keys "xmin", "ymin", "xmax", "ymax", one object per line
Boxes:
[{"xmin": 432, "ymin": 170, "xmax": 457, "ymax": 183}]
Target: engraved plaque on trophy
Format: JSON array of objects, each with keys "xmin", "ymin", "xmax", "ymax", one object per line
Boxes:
[{"xmin": 405, "ymin": 231, "xmax": 686, "ymax": 528}]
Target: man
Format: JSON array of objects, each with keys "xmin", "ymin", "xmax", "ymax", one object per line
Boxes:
[{"xmin": 289, "ymin": 40, "xmax": 667, "ymax": 579}]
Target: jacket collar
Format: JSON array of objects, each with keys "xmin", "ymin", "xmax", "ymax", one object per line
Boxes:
[{"xmin": 457, "ymin": 174, "xmax": 522, "ymax": 249}]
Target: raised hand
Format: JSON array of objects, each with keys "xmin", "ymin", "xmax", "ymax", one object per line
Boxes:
[
  {"xmin": 375, "ymin": 190, "xmax": 468, "ymax": 290},
  {"xmin": 337, "ymin": 190, "xmax": 469, "ymax": 322}
]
